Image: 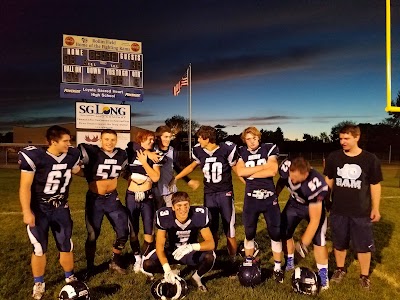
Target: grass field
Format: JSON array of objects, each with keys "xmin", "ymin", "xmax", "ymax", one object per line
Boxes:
[{"xmin": 1, "ymin": 164, "xmax": 400, "ymax": 299}]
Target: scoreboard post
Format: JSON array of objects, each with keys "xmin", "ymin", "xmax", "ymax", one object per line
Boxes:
[{"xmin": 60, "ymin": 34, "xmax": 144, "ymax": 102}]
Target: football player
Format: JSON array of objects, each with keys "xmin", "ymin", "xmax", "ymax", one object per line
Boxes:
[
  {"xmin": 153, "ymin": 125, "xmax": 199, "ymax": 209},
  {"xmin": 142, "ymin": 191, "xmax": 215, "ymax": 292},
  {"xmin": 174, "ymin": 126, "xmax": 240, "ymax": 266},
  {"xmin": 78, "ymin": 129, "xmax": 130, "ymax": 277},
  {"xmin": 276, "ymin": 157, "xmax": 329, "ymax": 290},
  {"xmin": 125, "ymin": 129, "xmax": 161, "ymax": 274},
  {"xmin": 236, "ymin": 126, "xmax": 284, "ymax": 283},
  {"xmin": 18, "ymin": 125, "xmax": 81, "ymax": 300}
]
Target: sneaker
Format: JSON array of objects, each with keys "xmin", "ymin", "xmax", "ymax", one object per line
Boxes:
[
  {"xmin": 133, "ymin": 256, "xmax": 142, "ymax": 274},
  {"xmin": 65, "ymin": 274, "xmax": 78, "ymax": 283},
  {"xmin": 359, "ymin": 276, "xmax": 371, "ymax": 290},
  {"xmin": 285, "ymin": 257, "xmax": 295, "ymax": 271},
  {"xmin": 32, "ymin": 282, "xmax": 45, "ymax": 300},
  {"xmin": 331, "ymin": 268, "xmax": 346, "ymax": 284},
  {"xmin": 109, "ymin": 261, "xmax": 128, "ymax": 275},
  {"xmin": 318, "ymin": 268, "xmax": 329, "ymax": 291},
  {"xmin": 190, "ymin": 277, "xmax": 208, "ymax": 292},
  {"xmin": 273, "ymin": 269, "xmax": 284, "ymax": 283}
]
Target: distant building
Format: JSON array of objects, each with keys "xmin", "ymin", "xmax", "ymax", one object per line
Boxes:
[{"xmin": 13, "ymin": 123, "xmax": 146, "ymax": 145}]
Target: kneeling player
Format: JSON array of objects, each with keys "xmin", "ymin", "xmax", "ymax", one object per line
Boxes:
[
  {"xmin": 276, "ymin": 157, "xmax": 329, "ymax": 290},
  {"xmin": 142, "ymin": 192, "xmax": 215, "ymax": 292}
]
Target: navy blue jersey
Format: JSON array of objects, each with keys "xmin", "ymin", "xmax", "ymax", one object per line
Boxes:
[
  {"xmin": 238, "ymin": 143, "xmax": 279, "ymax": 191},
  {"xmin": 18, "ymin": 146, "xmax": 80, "ymax": 206},
  {"xmin": 155, "ymin": 206, "xmax": 210, "ymax": 249},
  {"xmin": 192, "ymin": 141, "xmax": 238, "ymax": 193},
  {"xmin": 79, "ymin": 143, "xmax": 128, "ymax": 183},
  {"xmin": 126, "ymin": 142, "xmax": 161, "ymax": 181},
  {"xmin": 279, "ymin": 159, "xmax": 328, "ymax": 205}
]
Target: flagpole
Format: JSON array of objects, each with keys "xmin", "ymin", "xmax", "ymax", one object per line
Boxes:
[{"xmin": 188, "ymin": 63, "xmax": 192, "ymax": 159}]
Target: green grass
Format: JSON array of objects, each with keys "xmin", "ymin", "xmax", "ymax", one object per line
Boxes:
[{"xmin": 1, "ymin": 165, "xmax": 400, "ymax": 299}]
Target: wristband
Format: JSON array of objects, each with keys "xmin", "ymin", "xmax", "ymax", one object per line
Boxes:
[{"xmin": 191, "ymin": 243, "xmax": 201, "ymax": 251}]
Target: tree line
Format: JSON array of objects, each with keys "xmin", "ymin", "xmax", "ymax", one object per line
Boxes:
[{"xmin": 165, "ymin": 92, "xmax": 400, "ymax": 159}]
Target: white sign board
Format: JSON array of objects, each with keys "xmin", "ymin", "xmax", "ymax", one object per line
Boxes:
[
  {"xmin": 75, "ymin": 101, "xmax": 131, "ymax": 130},
  {"xmin": 76, "ymin": 131, "xmax": 131, "ymax": 149}
]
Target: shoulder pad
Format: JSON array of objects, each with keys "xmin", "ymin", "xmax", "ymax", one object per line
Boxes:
[
  {"xmin": 279, "ymin": 158, "xmax": 291, "ymax": 178},
  {"xmin": 18, "ymin": 146, "xmax": 45, "ymax": 171},
  {"xmin": 156, "ymin": 207, "xmax": 174, "ymax": 229}
]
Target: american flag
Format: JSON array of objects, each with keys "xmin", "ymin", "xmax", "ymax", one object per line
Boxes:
[{"xmin": 172, "ymin": 70, "xmax": 189, "ymax": 96}]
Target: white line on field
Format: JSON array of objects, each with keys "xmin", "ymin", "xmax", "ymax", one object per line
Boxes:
[{"xmin": 373, "ymin": 269, "xmax": 400, "ymax": 288}]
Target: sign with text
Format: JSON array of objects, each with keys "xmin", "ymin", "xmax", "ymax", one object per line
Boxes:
[
  {"xmin": 75, "ymin": 101, "xmax": 131, "ymax": 130},
  {"xmin": 60, "ymin": 34, "xmax": 143, "ymax": 102},
  {"xmin": 77, "ymin": 131, "xmax": 131, "ymax": 149}
]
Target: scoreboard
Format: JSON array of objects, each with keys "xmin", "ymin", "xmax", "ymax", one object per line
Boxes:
[{"xmin": 60, "ymin": 34, "xmax": 144, "ymax": 102}]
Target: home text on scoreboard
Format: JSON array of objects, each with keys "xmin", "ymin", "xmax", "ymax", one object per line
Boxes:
[{"xmin": 61, "ymin": 48, "xmax": 143, "ymax": 88}]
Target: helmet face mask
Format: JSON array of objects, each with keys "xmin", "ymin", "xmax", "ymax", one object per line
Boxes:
[
  {"xmin": 58, "ymin": 281, "xmax": 90, "ymax": 300},
  {"xmin": 151, "ymin": 276, "xmax": 188, "ymax": 300},
  {"xmin": 291, "ymin": 267, "xmax": 318, "ymax": 296},
  {"xmin": 237, "ymin": 261, "xmax": 262, "ymax": 287}
]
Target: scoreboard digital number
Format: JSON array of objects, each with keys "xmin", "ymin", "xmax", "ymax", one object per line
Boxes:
[{"xmin": 61, "ymin": 48, "xmax": 143, "ymax": 88}]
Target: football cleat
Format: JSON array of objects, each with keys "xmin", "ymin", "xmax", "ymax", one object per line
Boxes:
[
  {"xmin": 32, "ymin": 282, "xmax": 45, "ymax": 300},
  {"xmin": 274, "ymin": 269, "xmax": 284, "ymax": 283},
  {"xmin": 133, "ymin": 256, "xmax": 142, "ymax": 274}
]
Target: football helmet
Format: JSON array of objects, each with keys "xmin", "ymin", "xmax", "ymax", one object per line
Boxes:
[
  {"xmin": 58, "ymin": 281, "xmax": 90, "ymax": 300},
  {"xmin": 291, "ymin": 267, "xmax": 318, "ymax": 296},
  {"xmin": 237, "ymin": 261, "xmax": 262, "ymax": 287},
  {"xmin": 238, "ymin": 240, "xmax": 260, "ymax": 258},
  {"xmin": 151, "ymin": 276, "xmax": 188, "ymax": 300}
]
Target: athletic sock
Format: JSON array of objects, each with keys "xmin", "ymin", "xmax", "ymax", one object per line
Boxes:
[
  {"xmin": 64, "ymin": 271, "xmax": 74, "ymax": 279},
  {"xmin": 34, "ymin": 276, "xmax": 44, "ymax": 283},
  {"xmin": 274, "ymin": 260, "xmax": 281, "ymax": 271}
]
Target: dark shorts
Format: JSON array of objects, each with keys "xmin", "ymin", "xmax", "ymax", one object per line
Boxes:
[
  {"xmin": 126, "ymin": 190, "xmax": 154, "ymax": 235},
  {"xmin": 28, "ymin": 203, "xmax": 73, "ymax": 255},
  {"xmin": 281, "ymin": 199, "xmax": 327, "ymax": 246},
  {"xmin": 204, "ymin": 191, "xmax": 235, "ymax": 238},
  {"xmin": 243, "ymin": 192, "xmax": 281, "ymax": 242},
  {"xmin": 330, "ymin": 214, "xmax": 375, "ymax": 252},
  {"xmin": 85, "ymin": 190, "xmax": 129, "ymax": 242},
  {"xmin": 143, "ymin": 248, "xmax": 216, "ymax": 268}
]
